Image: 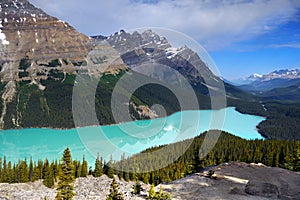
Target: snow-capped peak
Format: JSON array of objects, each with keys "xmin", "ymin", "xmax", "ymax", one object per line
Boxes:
[
  {"xmin": 245, "ymin": 69, "xmax": 300, "ymax": 83},
  {"xmin": 252, "ymin": 73, "xmax": 263, "ymax": 78}
]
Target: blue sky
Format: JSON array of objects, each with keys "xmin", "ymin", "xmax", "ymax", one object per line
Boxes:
[{"xmin": 29, "ymin": 0, "xmax": 300, "ymax": 80}]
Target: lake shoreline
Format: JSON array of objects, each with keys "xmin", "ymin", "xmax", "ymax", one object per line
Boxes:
[
  {"xmin": 0, "ymin": 106, "xmax": 266, "ymax": 132},
  {"xmin": 0, "ymin": 107, "xmax": 266, "ymax": 165}
]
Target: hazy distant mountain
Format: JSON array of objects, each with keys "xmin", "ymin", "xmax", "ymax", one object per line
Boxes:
[
  {"xmin": 262, "ymin": 84, "xmax": 300, "ymax": 101},
  {"xmin": 238, "ymin": 69, "xmax": 300, "ymax": 92}
]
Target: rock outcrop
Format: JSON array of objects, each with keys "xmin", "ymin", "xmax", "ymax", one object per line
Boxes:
[
  {"xmin": 0, "ymin": 162, "xmax": 299, "ymax": 200},
  {"xmin": 0, "ymin": 175, "xmax": 149, "ymax": 200},
  {"xmin": 160, "ymin": 162, "xmax": 300, "ymax": 200}
]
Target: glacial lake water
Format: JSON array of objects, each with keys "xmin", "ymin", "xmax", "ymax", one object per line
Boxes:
[{"xmin": 0, "ymin": 107, "xmax": 265, "ymax": 165}]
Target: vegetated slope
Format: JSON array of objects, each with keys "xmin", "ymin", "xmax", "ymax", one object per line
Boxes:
[
  {"xmin": 0, "ymin": 131, "xmax": 299, "ymax": 199},
  {"xmin": 261, "ymin": 85, "xmax": 300, "ymax": 102},
  {"xmin": 113, "ymin": 131, "xmax": 299, "ymax": 186},
  {"xmin": 239, "ymin": 78, "xmax": 300, "ymax": 92}
]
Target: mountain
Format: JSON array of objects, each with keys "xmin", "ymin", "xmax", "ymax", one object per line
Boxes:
[
  {"xmin": 261, "ymin": 84, "xmax": 300, "ymax": 101},
  {"xmin": 1, "ymin": 0, "xmax": 299, "ymax": 141},
  {"xmin": 0, "ymin": 0, "xmax": 92, "ymax": 75},
  {"xmin": 103, "ymin": 30, "xmax": 254, "ymax": 100},
  {"xmin": 238, "ymin": 69, "xmax": 300, "ymax": 92},
  {"xmin": 0, "ymin": 0, "xmax": 97, "ymax": 128},
  {"xmin": 0, "ymin": 0, "xmax": 258, "ymax": 131},
  {"xmin": 0, "ymin": 0, "xmax": 135, "ymax": 129},
  {"xmin": 0, "ymin": 0, "xmax": 244, "ymax": 130},
  {"xmin": 104, "ymin": 29, "xmax": 218, "ymax": 94}
]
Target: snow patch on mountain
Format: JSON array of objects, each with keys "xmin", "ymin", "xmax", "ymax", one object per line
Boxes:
[
  {"xmin": 252, "ymin": 73, "xmax": 263, "ymax": 78},
  {"xmin": 0, "ymin": 20, "xmax": 10, "ymax": 45},
  {"xmin": 165, "ymin": 47, "xmax": 185, "ymax": 59}
]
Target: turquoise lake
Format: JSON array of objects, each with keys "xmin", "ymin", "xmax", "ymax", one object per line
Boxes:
[{"xmin": 0, "ymin": 107, "xmax": 265, "ymax": 165}]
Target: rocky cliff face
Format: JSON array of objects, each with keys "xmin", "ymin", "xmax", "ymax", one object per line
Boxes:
[
  {"xmin": 0, "ymin": 0, "xmax": 236, "ymax": 129},
  {"xmin": 105, "ymin": 30, "xmax": 220, "ymax": 95},
  {"xmin": 0, "ymin": 0, "xmax": 130, "ymax": 129},
  {"xmin": 0, "ymin": 0, "xmax": 92, "ymax": 81}
]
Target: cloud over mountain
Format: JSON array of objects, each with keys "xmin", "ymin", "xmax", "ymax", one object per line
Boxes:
[{"xmin": 30, "ymin": 0, "xmax": 300, "ymax": 50}]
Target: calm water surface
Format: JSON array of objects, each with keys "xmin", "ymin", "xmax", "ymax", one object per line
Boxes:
[{"xmin": 0, "ymin": 107, "xmax": 265, "ymax": 165}]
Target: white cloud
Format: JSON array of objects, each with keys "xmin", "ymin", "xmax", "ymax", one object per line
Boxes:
[
  {"xmin": 29, "ymin": 0, "xmax": 300, "ymax": 50},
  {"xmin": 270, "ymin": 43, "xmax": 300, "ymax": 48}
]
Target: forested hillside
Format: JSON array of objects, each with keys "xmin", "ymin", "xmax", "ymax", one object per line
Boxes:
[{"xmin": 1, "ymin": 131, "xmax": 299, "ymax": 187}]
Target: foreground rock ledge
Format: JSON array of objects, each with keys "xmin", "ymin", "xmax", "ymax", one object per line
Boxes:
[{"xmin": 0, "ymin": 162, "xmax": 299, "ymax": 200}]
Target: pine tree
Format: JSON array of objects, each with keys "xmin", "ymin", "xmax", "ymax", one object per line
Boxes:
[
  {"xmin": 293, "ymin": 143, "xmax": 300, "ymax": 171},
  {"xmin": 2, "ymin": 156, "xmax": 7, "ymax": 182},
  {"xmin": 18, "ymin": 159, "xmax": 29, "ymax": 183},
  {"xmin": 73, "ymin": 160, "xmax": 81, "ymax": 178},
  {"xmin": 80, "ymin": 156, "xmax": 88, "ymax": 177},
  {"xmin": 7, "ymin": 162, "xmax": 15, "ymax": 183},
  {"xmin": 0, "ymin": 157, "xmax": 2, "ymax": 182},
  {"xmin": 156, "ymin": 186, "xmax": 172, "ymax": 200},
  {"xmin": 43, "ymin": 159, "xmax": 50, "ymax": 179},
  {"xmin": 36, "ymin": 160, "xmax": 44, "ymax": 180},
  {"xmin": 147, "ymin": 184, "xmax": 156, "ymax": 199},
  {"xmin": 53, "ymin": 160, "xmax": 59, "ymax": 182},
  {"xmin": 93, "ymin": 154, "xmax": 103, "ymax": 177},
  {"xmin": 132, "ymin": 180, "xmax": 142, "ymax": 195},
  {"xmin": 106, "ymin": 177, "xmax": 124, "ymax": 200},
  {"xmin": 32, "ymin": 161, "xmax": 41, "ymax": 181},
  {"xmin": 105, "ymin": 155, "xmax": 114, "ymax": 179},
  {"xmin": 43, "ymin": 159, "xmax": 54, "ymax": 188},
  {"xmin": 147, "ymin": 185, "xmax": 171, "ymax": 200},
  {"xmin": 55, "ymin": 148, "xmax": 75, "ymax": 200},
  {"xmin": 29, "ymin": 157, "xmax": 33, "ymax": 182}
]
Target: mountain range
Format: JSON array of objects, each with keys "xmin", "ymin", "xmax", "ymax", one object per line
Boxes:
[
  {"xmin": 0, "ymin": 0, "xmax": 252, "ymax": 130},
  {"xmin": 0, "ymin": 1, "xmax": 300, "ymax": 199},
  {"xmin": 0, "ymin": 0, "xmax": 300, "ymax": 141},
  {"xmin": 235, "ymin": 69, "xmax": 300, "ymax": 92}
]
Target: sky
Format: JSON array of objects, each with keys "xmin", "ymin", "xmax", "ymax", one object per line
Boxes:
[{"xmin": 29, "ymin": 0, "xmax": 300, "ymax": 80}]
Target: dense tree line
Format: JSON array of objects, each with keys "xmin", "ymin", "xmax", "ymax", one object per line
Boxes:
[
  {"xmin": 0, "ymin": 154, "xmax": 88, "ymax": 188},
  {"xmin": 229, "ymin": 98, "xmax": 300, "ymax": 140},
  {"xmin": 112, "ymin": 131, "xmax": 300, "ymax": 185},
  {"xmin": 0, "ymin": 131, "xmax": 299, "ymax": 192}
]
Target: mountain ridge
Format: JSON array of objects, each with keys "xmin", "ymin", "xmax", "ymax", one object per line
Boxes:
[
  {"xmin": 236, "ymin": 68, "xmax": 300, "ymax": 93},
  {"xmin": 0, "ymin": 0, "xmax": 245, "ymax": 130}
]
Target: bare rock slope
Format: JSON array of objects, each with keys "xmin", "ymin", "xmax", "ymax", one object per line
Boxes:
[
  {"xmin": 0, "ymin": 162, "xmax": 299, "ymax": 200},
  {"xmin": 161, "ymin": 162, "xmax": 300, "ymax": 200}
]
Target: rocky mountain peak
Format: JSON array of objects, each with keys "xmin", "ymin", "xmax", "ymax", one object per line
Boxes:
[
  {"xmin": 247, "ymin": 68, "xmax": 300, "ymax": 82},
  {"xmin": 0, "ymin": 0, "xmax": 92, "ymax": 82},
  {"xmin": 105, "ymin": 29, "xmax": 219, "ymax": 94},
  {"xmin": 0, "ymin": 0, "xmax": 95, "ymax": 129},
  {"xmin": 105, "ymin": 29, "xmax": 171, "ymax": 54}
]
